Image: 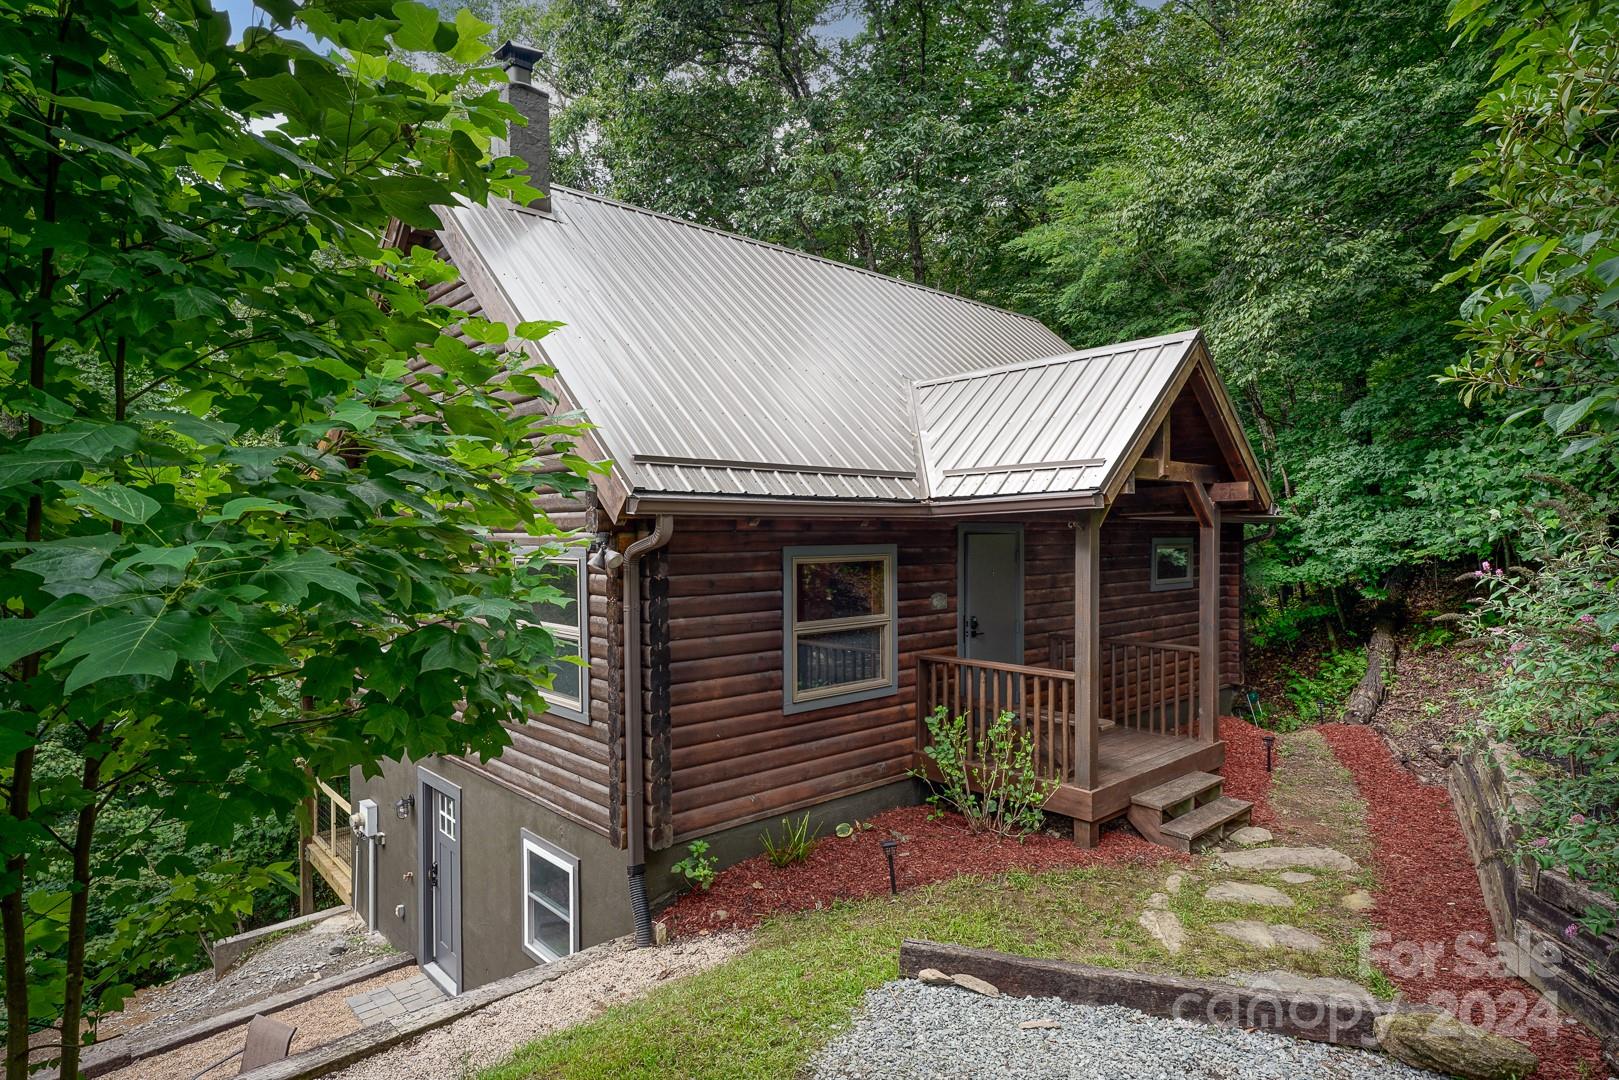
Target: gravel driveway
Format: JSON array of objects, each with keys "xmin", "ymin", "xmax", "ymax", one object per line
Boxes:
[{"xmin": 812, "ymin": 982, "xmax": 1442, "ymax": 1080}]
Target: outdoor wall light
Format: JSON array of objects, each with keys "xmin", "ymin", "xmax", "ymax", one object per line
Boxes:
[
  {"xmin": 880, "ymin": 838, "xmax": 899, "ymax": 896},
  {"xmin": 1262, "ymin": 734, "xmax": 1276, "ymax": 773},
  {"xmin": 395, "ymin": 794, "xmax": 415, "ymax": 819},
  {"xmin": 587, "ymin": 544, "xmax": 624, "ymax": 571}
]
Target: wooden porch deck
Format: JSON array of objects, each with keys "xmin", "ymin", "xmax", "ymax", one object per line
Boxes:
[{"xmin": 914, "ymin": 649, "xmax": 1225, "ymax": 841}]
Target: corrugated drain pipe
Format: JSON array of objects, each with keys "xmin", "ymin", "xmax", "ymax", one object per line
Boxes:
[{"xmin": 621, "ymin": 514, "xmax": 673, "ymax": 947}]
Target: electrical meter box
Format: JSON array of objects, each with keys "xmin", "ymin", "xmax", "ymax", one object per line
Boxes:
[{"xmin": 357, "ymin": 798, "xmax": 379, "ymax": 838}]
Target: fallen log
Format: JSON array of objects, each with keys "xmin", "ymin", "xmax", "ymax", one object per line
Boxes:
[{"xmin": 1344, "ymin": 574, "xmax": 1406, "ymax": 725}]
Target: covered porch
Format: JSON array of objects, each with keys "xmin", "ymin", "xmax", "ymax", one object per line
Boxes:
[{"xmin": 909, "ymin": 485, "xmax": 1232, "ymax": 845}]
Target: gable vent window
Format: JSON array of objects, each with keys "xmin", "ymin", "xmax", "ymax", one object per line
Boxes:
[
  {"xmin": 783, "ymin": 545, "xmax": 899, "ymax": 714},
  {"xmin": 1150, "ymin": 537, "xmax": 1194, "ymax": 592},
  {"xmin": 520, "ymin": 830, "xmax": 578, "ymax": 964},
  {"xmin": 518, "ymin": 550, "xmax": 589, "ymax": 722}
]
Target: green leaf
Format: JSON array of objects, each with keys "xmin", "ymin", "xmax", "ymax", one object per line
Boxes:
[
  {"xmin": 254, "ymin": 550, "xmax": 363, "ymax": 604},
  {"xmin": 0, "ymin": 596, "xmax": 98, "ymax": 670},
  {"xmin": 449, "ymin": 7, "xmax": 492, "ymax": 63},
  {"xmin": 13, "ymin": 536, "xmax": 121, "ymax": 583},
  {"xmin": 61, "ymin": 482, "xmax": 161, "ymax": 524},
  {"xmin": 0, "ymin": 450, "xmax": 80, "ymax": 489},
  {"xmin": 30, "ymin": 422, "xmax": 140, "ymax": 461},
  {"xmin": 196, "ymin": 620, "xmax": 288, "ymax": 691},
  {"xmin": 206, "ymin": 498, "xmax": 298, "ymax": 522},
  {"xmin": 515, "ymin": 320, "xmax": 564, "ymax": 341},
  {"xmin": 391, "ymin": 2, "xmax": 442, "ymax": 52},
  {"xmin": 109, "ymin": 545, "xmax": 200, "ymax": 576},
  {"xmin": 50, "ymin": 611, "xmax": 215, "ymax": 692}
]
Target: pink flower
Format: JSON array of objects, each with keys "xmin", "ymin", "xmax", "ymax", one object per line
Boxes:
[
  {"xmin": 1569, "ymin": 814, "xmax": 1586, "ymax": 826},
  {"xmin": 1510, "ymin": 641, "xmax": 1527, "ymax": 653},
  {"xmin": 1564, "ymin": 923, "xmax": 1579, "ymax": 941},
  {"xmin": 1482, "ymin": 560, "xmax": 1492, "ymax": 572},
  {"xmin": 1532, "ymin": 836, "xmax": 1550, "ymax": 848},
  {"xmin": 1579, "ymin": 614, "xmax": 1595, "ymax": 624},
  {"xmin": 1495, "ymin": 568, "xmax": 1505, "ymax": 577}
]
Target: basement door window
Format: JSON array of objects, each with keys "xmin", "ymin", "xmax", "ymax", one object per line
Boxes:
[
  {"xmin": 783, "ymin": 545, "xmax": 899, "ymax": 714},
  {"xmin": 518, "ymin": 549, "xmax": 589, "ymax": 722},
  {"xmin": 1150, "ymin": 537, "xmax": 1194, "ymax": 592},
  {"xmin": 520, "ymin": 830, "xmax": 578, "ymax": 964}
]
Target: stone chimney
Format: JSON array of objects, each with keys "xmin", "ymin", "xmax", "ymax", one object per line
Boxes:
[{"xmin": 492, "ymin": 41, "xmax": 551, "ymax": 214}]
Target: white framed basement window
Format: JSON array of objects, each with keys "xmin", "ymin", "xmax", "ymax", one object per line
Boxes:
[
  {"xmin": 1150, "ymin": 537, "xmax": 1195, "ymax": 592},
  {"xmin": 783, "ymin": 545, "xmax": 899, "ymax": 715},
  {"xmin": 519, "ymin": 830, "xmax": 579, "ymax": 964},
  {"xmin": 517, "ymin": 549, "xmax": 589, "ymax": 722}
]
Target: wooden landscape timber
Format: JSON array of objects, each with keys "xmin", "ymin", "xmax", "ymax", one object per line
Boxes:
[{"xmin": 899, "ymin": 940, "xmax": 1423, "ymax": 1050}]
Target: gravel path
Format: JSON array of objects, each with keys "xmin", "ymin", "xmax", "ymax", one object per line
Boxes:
[
  {"xmin": 98, "ymin": 910, "xmax": 394, "ymax": 1042},
  {"xmin": 330, "ymin": 932, "xmax": 750, "ymax": 1080},
  {"xmin": 104, "ymin": 968, "xmax": 417, "ymax": 1080},
  {"xmin": 811, "ymin": 981, "xmax": 1442, "ymax": 1080}
]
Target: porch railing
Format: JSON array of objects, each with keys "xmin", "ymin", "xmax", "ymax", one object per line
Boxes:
[
  {"xmin": 1047, "ymin": 632, "xmax": 1200, "ymax": 740},
  {"xmin": 301, "ymin": 776, "xmax": 353, "ymax": 909},
  {"xmin": 915, "ymin": 652, "xmax": 1077, "ymax": 784}
]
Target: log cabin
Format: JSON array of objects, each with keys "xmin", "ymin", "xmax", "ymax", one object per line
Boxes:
[{"xmin": 346, "ymin": 43, "xmax": 1278, "ymax": 996}]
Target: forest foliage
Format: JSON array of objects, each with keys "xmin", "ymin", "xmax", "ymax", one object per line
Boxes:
[{"xmin": 480, "ymin": 0, "xmax": 1617, "ymax": 619}]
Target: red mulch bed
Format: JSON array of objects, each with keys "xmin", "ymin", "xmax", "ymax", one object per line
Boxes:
[
  {"xmin": 1319, "ymin": 723, "xmax": 1606, "ymax": 1079},
  {"xmin": 1218, "ymin": 715, "xmax": 1278, "ymax": 826},
  {"xmin": 658, "ymin": 804, "xmax": 1182, "ymax": 938}
]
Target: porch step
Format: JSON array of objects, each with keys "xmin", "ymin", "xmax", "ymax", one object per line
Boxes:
[
  {"xmin": 1127, "ymin": 772, "xmax": 1245, "ymax": 853},
  {"xmin": 1158, "ymin": 797, "xmax": 1253, "ymax": 853},
  {"xmin": 1132, "ymin": 771, "xmax": 1224, "ymax": 813}
]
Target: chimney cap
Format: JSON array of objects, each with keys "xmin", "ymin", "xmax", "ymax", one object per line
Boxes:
[{"xmin": 493, "ymin": 41, "xmax": 544, "ymax": 79}]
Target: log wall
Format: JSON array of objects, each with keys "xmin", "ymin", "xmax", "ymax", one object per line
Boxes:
[
  {"xmin": 403, "ymin": 233, "xmax": 623, "ymax": 844},
  {"xmin": 650, "ymin": 514, "xmax": 1246, "ymax": 846}
]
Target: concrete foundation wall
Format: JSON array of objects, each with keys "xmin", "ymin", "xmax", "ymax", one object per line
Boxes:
[{"xmin": 351, "ymin": 761, "xmax": 921, "ymax": 991}]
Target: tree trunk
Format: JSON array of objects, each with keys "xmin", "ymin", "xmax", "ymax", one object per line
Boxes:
[{"xmin": 1344, "ymin": 575, "xmax": 1407, "ymax": 725}]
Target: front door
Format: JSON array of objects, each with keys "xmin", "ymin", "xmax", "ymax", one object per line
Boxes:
[
  {"xmin": 420, "ymin": 771, "xmax": 461, "ymax": 993},
  {"xmin": 959, "ymin": 525, "xmax": 1024, "ymax": 664}
]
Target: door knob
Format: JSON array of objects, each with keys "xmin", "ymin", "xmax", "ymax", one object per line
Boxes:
[{"xmin": 967, "ymin": 616, "xmax": 982, "ymax": 638}]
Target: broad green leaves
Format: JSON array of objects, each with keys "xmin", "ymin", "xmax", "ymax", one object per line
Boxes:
[{"xmin": 0, "ymin": 0, "xmax": 592, "ymax": 1062}]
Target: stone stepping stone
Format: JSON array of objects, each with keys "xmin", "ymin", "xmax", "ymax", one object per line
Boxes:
[
  {"xmin": 1341, "ymin": 889, "xmax": 1376, "ymax": 912},
  {"xmin": 1278, "ymin": 871, "xmax": 1316, "ymax": 885},
  {"xmin": 1215, "ymin": 846, "xmax": 1358, "ymax": 873},
  {"xmin": 1163, "ymin": 871, "xmax": 1186, "ymax": 895},
  {"xmin": 1227, "ymin": 970, "xmax": 1373, "ymax": 1001},
  {"xmin": 1229, "ymin": 826, "xmax": 1273, "ymax": 847},
  {"xmin": 1205, "ymin": 881, "xmax": 1294, "ymax": 908},
  {"xmin": 1138, "ymin": 909, "xmax": 1186, "ymax": 955},
  {"xmin": 1212, "ymin": 920, "xmax": 1326, "ymax": 953}
]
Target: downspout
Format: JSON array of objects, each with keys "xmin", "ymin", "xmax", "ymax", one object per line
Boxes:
[{"xmin": 621, "ymin": 515, "xmax": 674, "ymax": 947}]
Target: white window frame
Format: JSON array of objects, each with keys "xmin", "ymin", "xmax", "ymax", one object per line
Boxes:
[
  {"xmin": 1150, "ymin": 537, "xmax": 1195, "ymax": 592},
  {"xmin": 782, "ymin": 544, "xmax": 899, "ymax": 715},
  {"xmin": 519, "ymin": 829, "xmax": 579, "ymax": 964},
  {"xmin": 518, "ymin": 548, "xmax": 590, "ymax": 722}
]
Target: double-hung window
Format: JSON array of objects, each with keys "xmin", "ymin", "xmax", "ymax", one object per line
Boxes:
[
  {"xmin": 783, "ymin": 545, "xmax": 898, "ymax": 714},
  {"xmin": 518, "ymin": 550, "xmax": 589, "ymax": 721},
  {"xmin": 519, "ymin": 830, "xmax": 578, "ymax": 963}
]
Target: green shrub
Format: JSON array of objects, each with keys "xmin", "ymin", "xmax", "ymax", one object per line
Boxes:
[
  {"xmin": 913, "ymin": 706, "xmax": 1055, "ymax": 838},
  {"xmin": 760, "ymin": 814, "xmax": 819, "ymax": 868},
  {"xmin": 1281, "ymin": 649, "xmax": 1368, "ymax": 726},
  {"xmin": 1463, "ymin": 516, "xmax": 1619, "ymax": 936},
  {"xmin": 671, "ymin": 840, "xmax": 717, "ymax": 891}
]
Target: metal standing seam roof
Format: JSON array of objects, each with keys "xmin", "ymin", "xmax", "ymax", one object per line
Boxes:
[
  {"xmin": 912, "ymin": 331, "xmax": 1202, "ymax": 501},
  {"xmin": 444, "ymin": 189, "xmax": 1074, "ymax": 503}
]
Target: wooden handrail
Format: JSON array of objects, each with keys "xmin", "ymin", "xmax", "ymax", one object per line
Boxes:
[{"xmin": 917, "ymin": 653, "xmax": 1079, "ymax": 786}]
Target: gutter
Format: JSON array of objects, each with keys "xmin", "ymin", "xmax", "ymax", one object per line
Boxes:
[{"xmin": 619, "ymin": 514, "xmax": 673, "ymax": 946}]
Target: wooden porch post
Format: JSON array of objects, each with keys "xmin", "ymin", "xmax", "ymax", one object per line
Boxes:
[
  {"xmin": 1185, "ymin": 483, "xmax": 1221, "ymax": 743},
  {"xmin": 1073, "ymin": 510, "xmax": 1102, "ymax": 792}
]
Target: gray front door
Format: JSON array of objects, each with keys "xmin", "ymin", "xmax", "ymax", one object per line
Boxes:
[
  {"xmin": 959, "ymin": 525, "xmax": 1023, "ymax": 664},
  {"xmin": 421, "ymin": 773, "xmax": 461, "ymax": 991}
]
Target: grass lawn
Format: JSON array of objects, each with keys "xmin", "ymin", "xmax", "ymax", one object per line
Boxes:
[{"xmin": 479, "ymin": 847, "xmax": 1386, "ymax": 1080}]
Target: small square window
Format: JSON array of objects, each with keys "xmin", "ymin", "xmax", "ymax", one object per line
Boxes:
[
  {"xmin": 1150, "ymin": 538, "xmax": 1194, "ymax": 591},
  {"xmin": 520, "ymin": 831, "xmax": 578, "ymax": 964}
]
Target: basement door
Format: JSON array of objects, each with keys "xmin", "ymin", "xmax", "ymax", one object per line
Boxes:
[
  {"xmin": 958, "ymin": 525, "xmax": 1024, "ymax": 665},
  {"xmin": 419, "ymin": 769, "xmax": 462, "ymax": 995}
]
